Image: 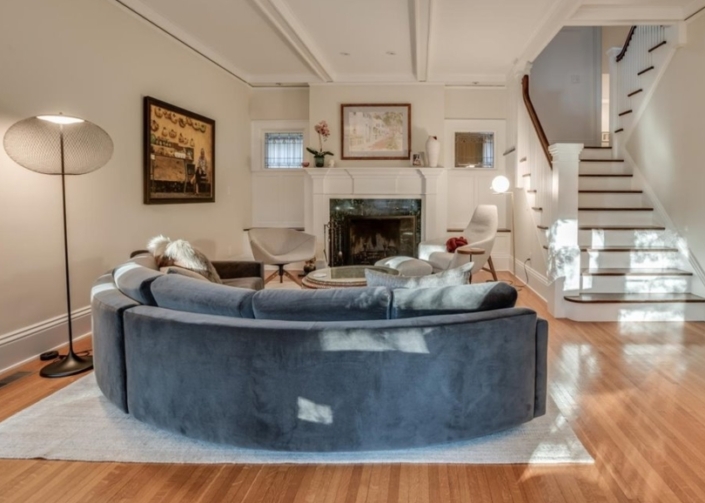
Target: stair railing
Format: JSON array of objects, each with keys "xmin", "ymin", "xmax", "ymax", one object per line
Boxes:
[{"xmin": 609, "ymin": 26, "xmax": 667, "ymax": 155}]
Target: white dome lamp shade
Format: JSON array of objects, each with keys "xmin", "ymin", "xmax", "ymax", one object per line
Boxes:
[
  {"xmin": 3, "ymin": 114, "xmax": 113, "ymax": 378},
  {"xmin": 491, "ymin": 175, "xmax": 510, "ymax": 194}
]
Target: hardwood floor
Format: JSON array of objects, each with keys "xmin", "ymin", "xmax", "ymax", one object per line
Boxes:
[{"xmin": 1, "ymin": 271, "xmax": 705, "ymax": 502}]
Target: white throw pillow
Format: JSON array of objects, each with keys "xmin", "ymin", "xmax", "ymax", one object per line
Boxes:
[{"xmin": 365, "ymin": 262, "xmax": 474, "ymax": 289}]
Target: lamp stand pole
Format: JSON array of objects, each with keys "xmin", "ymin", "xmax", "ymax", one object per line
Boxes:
[
  {"xmin": 39, "ymin": 126, "xmax": 94, "ymax": 378},
  {"xmin": 509, "ymin": 190, "xmax": 516, "ymax": 278}
]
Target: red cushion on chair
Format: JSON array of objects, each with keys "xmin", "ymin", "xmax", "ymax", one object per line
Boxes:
[{"xmin": 446, "ymin": 236, "xmax": 468, "ymax": 253}]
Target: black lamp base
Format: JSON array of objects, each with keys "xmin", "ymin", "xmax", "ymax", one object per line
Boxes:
[{"xmin": 40, "ymin": 351, "xmax": 93, "ymax": 378}]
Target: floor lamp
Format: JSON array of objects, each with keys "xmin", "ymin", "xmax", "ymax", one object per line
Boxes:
[
  {"xmin": 491, "ymin": 175, "xmax": 521, "ymax": 288},
  {"xmin": 3, "ymin": 114, "xmax": 113, "ymax": 378}
]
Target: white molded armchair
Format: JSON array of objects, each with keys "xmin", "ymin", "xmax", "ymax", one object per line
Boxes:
[
  {"xmin": 418, "ymin": 204, "xmax": 499, "ymax": 279},
  {"xmin": 248, "ymin": 228, "xmax": 316, "ymax": 285}
]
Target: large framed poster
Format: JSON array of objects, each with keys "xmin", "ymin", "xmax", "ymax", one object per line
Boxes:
[
  {"xmin": 144, "ymin": 96, "xmax": 215, "ymax": 204},
  {"xmin": 340, "ymin": 103, "xmax": 411, "ymax": 160}
]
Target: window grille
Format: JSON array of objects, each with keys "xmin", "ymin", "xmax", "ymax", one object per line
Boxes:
[{"xmin": 264, "ymin": 132, "xmax": 304, "ymax": 168}]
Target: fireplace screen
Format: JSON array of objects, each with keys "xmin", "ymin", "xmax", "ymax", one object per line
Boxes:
[{"xmin": 326, "ymin": 199, "xmax": 422, "ymax": 266}]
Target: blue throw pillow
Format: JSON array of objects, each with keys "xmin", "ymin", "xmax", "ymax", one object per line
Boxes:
[{"xmin": 365, "ymin": 262, "xmax": 473, "ymax": 289}]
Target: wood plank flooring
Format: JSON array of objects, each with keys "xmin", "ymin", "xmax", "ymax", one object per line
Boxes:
[{"xmin": 1, "ymin": 271, "xmax": 705, "ymax": 502}]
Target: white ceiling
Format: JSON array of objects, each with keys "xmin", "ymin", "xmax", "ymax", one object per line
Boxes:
[{"xmin": 116, "ymin": 0, "xmax": 705, "ymax": 87}]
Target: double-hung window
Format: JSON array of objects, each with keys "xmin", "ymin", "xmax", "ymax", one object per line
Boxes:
[
  {"xmin": 264, "ymin": 132, "xmax": 304, "ymax": 169},
  {"xmin": 251, "ymin": 120, "xmax": 309, "ymax": 171}
]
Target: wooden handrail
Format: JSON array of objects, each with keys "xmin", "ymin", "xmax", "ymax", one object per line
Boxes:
[
  {"xmin": 521, "ymin": 75, "xmax": 552, "ymax": 168},
  {"xmin": 615, "ymin": 26, "xmax": 637, "ymax": 62}
]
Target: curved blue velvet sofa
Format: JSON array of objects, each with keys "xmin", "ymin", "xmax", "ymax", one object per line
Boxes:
[{"xmin": 91, "ymin": 253, "xmax": 548, "ymax": 452}]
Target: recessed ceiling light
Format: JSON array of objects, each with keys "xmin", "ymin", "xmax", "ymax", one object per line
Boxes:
[
  {"xmin": 340, "ymin": 52, "xmax": 350, "ymax": 56},
  {"xmin": 386, "ymin": 51, "xmax": 397, "ymax": 56}
]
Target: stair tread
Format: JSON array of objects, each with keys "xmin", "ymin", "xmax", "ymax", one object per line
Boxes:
[
  {"xmin": 579, "ymin": 174, "xmax": 632, "ymax": 177},
  {"xmin": 579, "ymin": 224, "xmax": 666, "ymax": 230},
  {"xmin": 579, "ymin": 190, "xmax": 643, "ymax": 193},
  {"xmin": 578, "ymin": 207, "xmax": 653, "ymax": 211},
  {"xmin": 526, "ymin": 189, "xmax": 537, "ymax": 193},
  {"xmin": 582, "ymin": 268, "xmax": 692, "ymax": 276},
  {"xmin": 532, "ymin": 207, "xmax": 543, "ymax": 211},
  {"xmin": 619, "ymin": 110, "xmax": 633, "ymax": 116},
  {"xmin": 638, "ymin": 66, "xmax": 655, "ymax": 76},
  {"xmin": 584, "ymin": 146, "xmax": 612, "ymax": 149},
  {"xmin": 649, "ymin": 41, "xmax": 667, "ymax": 52},
  {"xmin": 544, "ymin": 245, "xmax": 679, "ymax": 252},
  {"xmin": 580, "ymin": 159, "xmax": 625, "ymax": 163},
  {"xmin": 564, "ymin": 293, "xmax": 705, "ymax": 304},
  {"xmin": 581, "ymin": 246, "xmax": 679, "ymax": 252},
  {"xmin": 615, "ymin": 128, "xmax": 624, "ymax": 133},
  {"xmin": 628, "ymin": 89, "xmax": 644, "ymax": 97}
]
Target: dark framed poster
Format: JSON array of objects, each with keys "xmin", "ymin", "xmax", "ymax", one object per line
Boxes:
[{"xmin": 144, "ymin": 96, "xmax": 215, "ymax": 204}]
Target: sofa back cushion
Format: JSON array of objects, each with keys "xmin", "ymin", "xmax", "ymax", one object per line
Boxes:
[
  {"xmin": 252, "ymin": 287, "xmax": 391, "ymax": 321},
  {"xmin": 150, "ymin": 274, "xmax": 255, "ymax": 319},
  {"xmin": 391, "ymin": 282, "xmax": 518, "ymax": 319},
  {"xmin": 112, "ymin": 254, "xmax": 162, "ymax": 305}
]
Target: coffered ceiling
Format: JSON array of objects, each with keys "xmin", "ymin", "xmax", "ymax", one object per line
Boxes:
[{"xmin": 116, "ymin": 0, "xmax": 705, "ymax": 86}]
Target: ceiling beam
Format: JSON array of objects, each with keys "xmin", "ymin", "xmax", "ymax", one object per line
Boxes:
[
  {"xmin": 410, "ymin": 0, "xmax": 434, "ymax": 82},
  {"xmin": 252, "ymin": 0, "xmax": 335, "ymax": 83},
  {"xmin": 510, "ymin": 0, "xmax": 582, "ymax": 77},
  {"xmin": 565, "ymin": 5, "xmax": 685, "ymax": 26}
]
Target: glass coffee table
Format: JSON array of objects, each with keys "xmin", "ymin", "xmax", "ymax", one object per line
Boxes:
[{"xmin": 302, "ymin": 265, "xmax": 399, "ymax": 289}]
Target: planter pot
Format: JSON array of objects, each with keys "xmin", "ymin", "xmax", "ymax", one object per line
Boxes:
[
  {"xmin": 425, "ymin": 136, "xmax": 440, "ymax": 167},
  {"xmin": 314, "ymin": 156, "xmax": 325, "ymax": 168}
]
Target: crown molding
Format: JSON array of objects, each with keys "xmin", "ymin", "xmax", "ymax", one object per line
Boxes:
[{"xmin": 113, "ymin": 0, "xmax": 253, "ymax": 86}]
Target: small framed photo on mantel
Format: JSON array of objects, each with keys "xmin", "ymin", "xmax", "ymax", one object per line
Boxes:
[
  {"xmin": 143, "ymin": 96, "xmax": 215, "ymax": 204},
  {"xmin": 340, "ymin": 103, "xmax": 411, "ymax": 160}
]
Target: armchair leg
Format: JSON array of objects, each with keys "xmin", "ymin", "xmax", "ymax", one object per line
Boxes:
[
  {"xmin": 481, "ymin": 256, "xmax": 499, "ymax": 281},
  {"xmin": 283, "ymin": 269, "xmax": 303, "ymax": 286},
  {"xmin": 264, "ymin": 270, "xmax": 280, "ymax": 285}
]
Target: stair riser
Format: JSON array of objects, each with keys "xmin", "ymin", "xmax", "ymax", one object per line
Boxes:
[
  {"xmin": 581, "ymin": 275, "xmax": 691, "ymax": 294},
  {"xmin": 564, "ymin": 302, "xmax": 705, "ymax": 322},
  {"xmin": 579, "ymin": 177, "xmax": 633, "ymax": 191},
  {"xmin": 579, "ymin": 162, "xmax": 631, "ymax": 175},
  {"xmin": 582, "ymin": 251, "xmax": 684, "ymax": 269},
  {"xmin": 579, "ymin": 210, "xmax": 655, "ymax": 226},
  {"xmin": 579, "ymin": 229, "xmax": 669, "ymax": 247},
  {"xmin": 578, "ymin": 193, "xmax": 645, "ymax": 207},
  {"xmin": 580, "ymin": 149, "xmax": 614, "ymax": 161},
  {"xmin": 617, "ymin": 114, "xmax": 634, "ymax": 133}
]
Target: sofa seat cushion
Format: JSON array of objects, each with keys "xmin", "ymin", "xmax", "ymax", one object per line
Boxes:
[
  {"xmin": 150, "ymin": 274, "xmax": 255, "ymax": 319},
  {"xmin": 391, "ymin": 282, "xmax": 518, "ymax": 319},
  {"xmin": 113, "ymin": 254, "xmax": 162, "ymax": 305},
  {"xmin": 222, "ymin": 276, "xmax": 264, "ymax": 291},
  {"xmin": 252, "ymin": 287, "xmax": 391, "ymax": 321}
]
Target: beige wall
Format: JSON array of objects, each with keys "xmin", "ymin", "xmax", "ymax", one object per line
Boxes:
[
  {"xmin": 444, "ymin": 88, "xmax": 507, "ymax": 119},
  {"xmin": 626, "ymin": 13, "xmax": 705, "ymax": 278},
  {"xmin": 0, "ymin": 0, "xmax": 251, "ymax": 337},
  {"xmin": 308, "ymin": 84, "xmax": 446, "ymax": 167},
  {"xmin": 250, "ymin": 88, "xmax": 309, "ymax": 120}
]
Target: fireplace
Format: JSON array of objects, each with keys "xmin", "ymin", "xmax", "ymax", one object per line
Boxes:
[{"xmin": 326, "ymin": 199, "xmax": 422, "ymax": 266}]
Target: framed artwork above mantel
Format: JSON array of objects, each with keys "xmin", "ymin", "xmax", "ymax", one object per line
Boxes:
[
  {"xmin": 143, "ymin": 96, "xmax": 215, "ymax": 204},
  {"xmin": 340, "ymin": 103, "xmax": 411, "ymax": 160}
]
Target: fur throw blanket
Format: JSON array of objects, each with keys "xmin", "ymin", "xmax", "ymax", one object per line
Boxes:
[{"xmin": 147, "ymin": 235, "xmax": 222, "ymax": 283}]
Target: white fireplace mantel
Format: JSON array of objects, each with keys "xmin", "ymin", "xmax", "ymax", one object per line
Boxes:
[{"xmin": 303, "ymin": 167, "xmax": 446, "ymax": 261}]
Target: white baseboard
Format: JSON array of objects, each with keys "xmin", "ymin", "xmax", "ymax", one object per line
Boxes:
[
  {"xmin": 513, "ymin": 258, "xmax": 550, "ymax": 303},
  {"xmin": 0, "ymin": 306, "xmax": 92, "ymax": 376}
]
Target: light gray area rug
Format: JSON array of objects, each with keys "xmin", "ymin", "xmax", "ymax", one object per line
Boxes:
[{"xmin": 0, "ymin": 375, "xmax": 592, "ymax": 465}]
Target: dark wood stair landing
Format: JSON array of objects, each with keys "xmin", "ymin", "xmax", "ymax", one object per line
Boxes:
[{"xmin": 565, "ymin": 293, "xmax": 705, "ymax": 304}]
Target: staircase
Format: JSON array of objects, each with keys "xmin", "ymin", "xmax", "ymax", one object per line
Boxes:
[{"xmin": 560, "ymin": 146, "xmax": 705, "ymax": 321}]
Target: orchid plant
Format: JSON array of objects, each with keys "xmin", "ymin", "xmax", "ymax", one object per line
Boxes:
[{"xmin": 307, "ymin": 121, "xmax": 333, "ymax": 166}]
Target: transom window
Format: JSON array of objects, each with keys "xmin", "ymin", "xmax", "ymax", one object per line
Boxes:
[
  {"xmin": 264, "ymin": 132, "xmax": 304, "ymax": 169},
  {"xmin": 454, "ymin": 132, "xmax": 495, "ymax": 168}
]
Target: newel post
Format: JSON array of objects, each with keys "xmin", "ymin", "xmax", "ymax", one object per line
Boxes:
[
  {"xmin": 606, "ymin": 47, "xmax": 622, "ymax": 158},
  {"xmin": 546, "ymin": 143, "xmax": 583, "ymax": 318}
]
